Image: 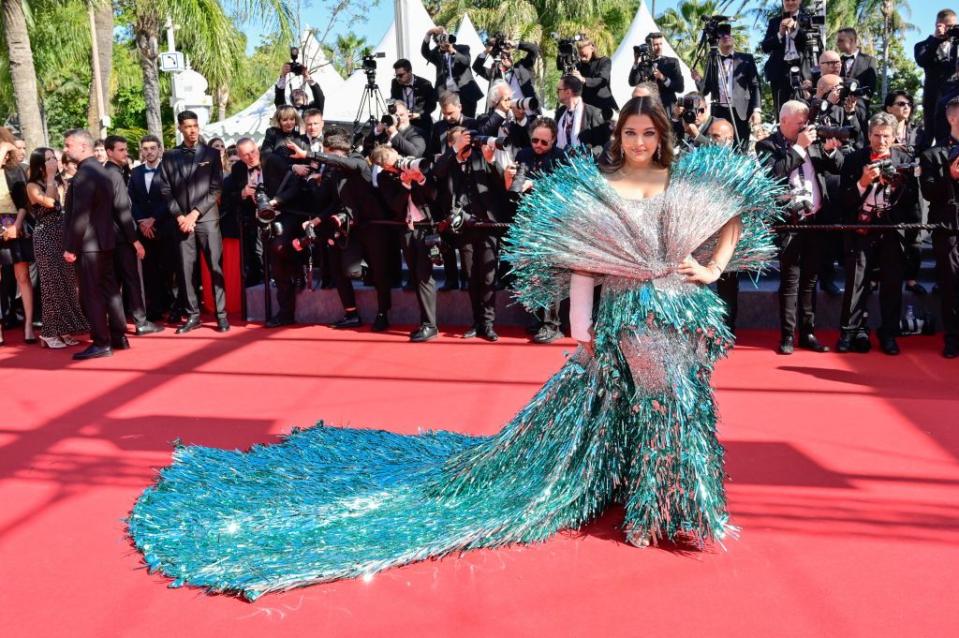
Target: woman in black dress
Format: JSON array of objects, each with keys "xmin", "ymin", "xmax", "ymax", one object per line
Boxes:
[
  {"xmin": 0, "ymin": 132, "xmax": 36, "ymax": 344},
  {"xmin": 25, "ymin": 147, "xmax": 88, "ymax": 348}
]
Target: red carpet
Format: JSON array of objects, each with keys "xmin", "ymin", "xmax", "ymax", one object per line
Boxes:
[{"xmin": 1, "ymin": 324, "xmax": 957, "ymax": 637}]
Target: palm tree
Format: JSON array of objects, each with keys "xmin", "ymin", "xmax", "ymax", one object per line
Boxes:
[
  {"xmin": 1, "ymin": 0, "xmax": 45, "ymax": 148},
  {"xmin": 330, "ymin": 32, "xmax": 368, "ymax": 77},
  {"xmin": 87, "ymin": 0, "xmax": 113, "ymax": 136}
]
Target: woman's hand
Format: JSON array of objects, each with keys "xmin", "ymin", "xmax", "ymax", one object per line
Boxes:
[{"xmin": 677, "ymin": 255, "xmax": 721, "ymax": 284}]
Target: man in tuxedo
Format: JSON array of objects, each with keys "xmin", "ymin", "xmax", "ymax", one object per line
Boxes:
[
  {"xmin": 432, "ymin": 127, "xmax": 511, "ymax": 341},
  {"xmin": 473, "ymin": 38, "xmax": 541, "ymax": 114},
  {"xmin": 629, "ymin": 32, "xmax": 684, "ymax": 114},
  {"xmin": 837, "ymin": 112, "xmax": 919, "ymax": 355},
  {"xmin": 428, "ymin": 93, "xmax": 477, "ymax": 158},
  {"xmin": 229, "ymin": 138, "xmax": 303, "ymax": 327},
  {"xmin": 761, "ymin": 0, "xmax": 817, "ymax": 116},
  {"xmin": 391, "ymin": 59, "xmax": 437, "ymax": 137},
  {"xmin": 155, "ymin": 110, "xmax": 228, "ymax": 333},
  {"xmin": 554, "ymin": 75, "xmax": 610, "ymax": 157},
  {"xmin": 61, "ymin": 129, "xmax": 127, "ymax": 360},
  {"xmin": 421, "ymin": 28, "xmax": 483, "ymax": 118},
  {"xmin": 568, "ymin": 38, "xmax": 617, "ymax": 122},
  {"xmin": 129, "ymin": 135, "xmax": 179, "ymax": 322},
  {"xmin": 365, "ymin": 101, "xmax": 426, "ymax": 158},
  {"xmin": 302, "ymin": 109, "xmax": 324, "ymax": 153},
  {"xmin": 916, "ymin": 10, "xmax": 959, "ymax": 144},
  {"xmin": 836, "ymin": 28, "xmax": 877, "ymax": 131},
  {"xmin": 756, "ymin": 100, "xmax": 844, "ymax": 355},
  {"xmin": 694, "ymin": 26, "xmax": 762, "ymax": 151},
  {"xmin": 920, "ymin": 96, "xmax": 959, "ymax": 358},
  {"xmin": 103, "ymin": 135, "xmax": 160, "ymax": 337},
  {"xmin": 288, "ymin": 129, "xmax": 393, "ymax": 331}
]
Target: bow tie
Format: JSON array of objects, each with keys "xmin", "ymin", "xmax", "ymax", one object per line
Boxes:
[
  {"xmin": 720, "ymin": 54, "xmax": 734, "ymax": 62},
  {"xmin": 841, "ymin": 55, "xmax": 854, "ymax": 63},
  {"xmin": 182, "ymin": 146, "xmax": 197, "ymax": 155},
  {"xmin": 143, "ymin": 167, "xmax": 157, "ymax": 174}
]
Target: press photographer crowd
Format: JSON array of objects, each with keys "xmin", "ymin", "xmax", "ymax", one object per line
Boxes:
[{"xmin": 2, "ymin": 3, "xmax": 959, "ymax": 361}]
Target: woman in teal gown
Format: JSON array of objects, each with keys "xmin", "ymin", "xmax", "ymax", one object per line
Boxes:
[{"xmin": 128, "ymin": 97, "xmax": 782, "ymax": 600}]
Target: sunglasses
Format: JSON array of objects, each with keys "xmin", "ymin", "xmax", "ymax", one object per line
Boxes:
[
  {"xmin": 892, "ymin": 101, "xmax": 912, "ymax": 107},
  {"xmin": 531, "ymin": 138, "xmax": 552, "ymax": 145}
]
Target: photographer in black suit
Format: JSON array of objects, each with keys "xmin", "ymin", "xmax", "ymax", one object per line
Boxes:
[
  {"xmin": 694, "ymin": 27, "xmax": 762, "ymax": 151},
  {"xmin": 62, "ymin": 129, "xmax": 127, "ymax": 360},
  {"xmin": 275, "ymin": 62, "xmax": 325, "ymax": 116},
  {"xmin": 287, "ymin": 129, "xmax": 393, "ymax": 331},
  {"xmin": 433, "ymin": 126, "xmax": 510, "ymax": 341},
  {"xmin": 567, "ymin": 37, "xmax": 617, "ymax": 122},
  {"xmin": 230, "ymin": 138, "xmax": 304, "ymax": 327},
  {"xmin": 670, "ymin": 92, "xmax": 713, "ymax": 149},
  {"xmin": 364, "ymin": 100, "xmax": 427, "ymax": 158},
  {"xmin": 761, "ymin": 0, "xmax": 818, "ymax": 116},
  {"xmin": 756, "ymin": 100, "xmax": 844, "ymax": 355},
  {"xmin": 919, "ymin": 96, "xmax": 959, "ymax": 359},
  {"xmin": 837, "ymin": 112, "xmax": 919, "ymax": 355},
  {"xmin": 130, "ymin": 135, "xmax": 179, "ymax": 322},
  {"xmin": 428, "ymin": 93, "xmax": 478, "ymax": 158},
  {"xmin": 370, "ymin": 146, "xmax": 438, "ymax": 342},
  {"xmin": 836, "ymin": 28, "xmax": 877, "ymax": 130},
  {"xmin": 629, "ymin": 32, "xmax": 684, "ymax": 114},
  {"xmin": 155, "ymin": 110, "xmax": 228, "ymax": 334},
  {"xmin": 473, "ymin": 37, "xmax": 541, "ymax": 114},
  {"xmin": 103, "ymin": 135, "xmax": 160, "ymax": 337},
  {"xmin": 916, "ymin": 10, "xmax": 959, "ymax": 144},
  {"xmin": 391, "ymin": 59, "xmax": 437, "ymax": 136},
  {"xmin": 554, "ymin": 75, "xmax": 610, "ymax": 158},
  {"xmin": 422, "ymin": 27, "xmax": 483, "ymax": 118}
]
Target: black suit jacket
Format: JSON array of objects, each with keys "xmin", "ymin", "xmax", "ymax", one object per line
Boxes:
[
  {"xmin": 839, "ymin": 146, "xmax": 919, "ymax": 224},
  {"xmin": 698, "ymin": 52, "xmax": 762, "ymax": 122},
  {"xmin": 308, "ymin": 151, "xmax": 384, "ymax": 224},
  {"xmin": 473, "ymin": 42, "xmax": 541, "ymax": 107},
  {"xmin": 156, "ymin": 143, "xmax": 223, "ymax": 223},
  {"xmin": 554, "ymin": 102, "xmax": 610, "ymax": 158},
  {"xmin": 63, "ymin": 157, "xmax": 117, "ymax": 253},
  {"xmin": 375, "ymin": 170, "xmax": 435, "ymax": 223},
  {"xmin": 572, "ymin": 56, "xmax": 617, "ymax": 114},
  {"xmin": 421, "ymin": 40, "xmax": 483, "ymax": 103},
  {"xmin": 103, "ymin": 161, "xmax": 138, "ymax": 244},
  {"xmin": 761, "ymin": 16, "xmax": 815, "ymax": 87},
  {"xmin": 915, "ymin": 36, "xmax": 957, "ymax": 103},
  {"xmin": 432, "ymin": 147, "xmax": 510, "ymax": 223},
  {"xmin": 428, "ymin": 116, "xmax": 479, "ymax": 158},
  {"xmin": 128, "ymin": 164, "xmax": 170, "ymax": 226},
  {"xmin": 755, "ymin": 130, "xmax": 844, "ymax": 212},
  {"xmin": 390, "ymin": 74, "xmax": 437, "ymax": 133},
  {"xmin": 226, "ymin": 153, "xmax": 304, "ymax": 221},
  {"xmin": 920, "ymin": 143, "xmax": 959, "ymax": 227},
  {"xmin": 629, "ymin": 56, "xmax": 684, "ymax": 110},
  {"xmin": 274, "ymin": 81, "xmax": 325, "ymax": 116}
]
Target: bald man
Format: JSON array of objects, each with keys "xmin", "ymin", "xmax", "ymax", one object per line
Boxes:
[{"xmin": 707, "ymin": 118, "xmax": 736, "ymax": 146}]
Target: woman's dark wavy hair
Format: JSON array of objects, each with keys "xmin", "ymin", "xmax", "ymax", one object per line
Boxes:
[
  {"xmin": 599, "ymin": 96, "xmax": 674, "ymax": 173},
  {"xmin": 27, "ymin": 147, "xmax": 57, "ymax": 185}
]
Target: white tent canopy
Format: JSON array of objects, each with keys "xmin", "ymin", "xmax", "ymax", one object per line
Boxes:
[
  {"xmin": 610, "ymin": 0, "xmax": 697, "ymax": 109},
  {"xmin": 204, "ymin": 28, "xmax": 346, "ymax": 144}
]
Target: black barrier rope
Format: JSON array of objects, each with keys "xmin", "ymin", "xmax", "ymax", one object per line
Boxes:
[{"xmin": 368, "ymin": 219, "xmax": 959, "ymax": 233}]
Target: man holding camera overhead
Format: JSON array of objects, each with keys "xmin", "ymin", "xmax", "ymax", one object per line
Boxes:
[
  {"xmin": 837, "ymin": 112, "xmax": 919, "ymax": 356},
  {"xmin": 835, "ymin": 28, "xmax": 876, "ymax": 132},
  {"xmin": 916, "ymin": 9, "xmax": 959, "ymax": 145},
  {"xmin": 473, "ymin": 36, "xmax": 542, "ymax": 115},
  {"xmin": 275, "ymin": 52, "xmax": 326, "ymax": 117},
  {"xmin": 563, "ymin": 37, "xmax": 617, "ymax": 122},
  {"xmin": 629, "ymin": 32, "xmax": 684, "ymax": 114},
  {"xmin": 422, "ymin": 27, "xmax": 484, "ymax": 118},
  {"xmin": 761, "ymin": 0, "xmax": 819, "ymax": 117}
]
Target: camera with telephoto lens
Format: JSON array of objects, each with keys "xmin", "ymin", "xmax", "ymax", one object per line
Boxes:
[
  {"xmin": 554, "ymin": 33, "xmax": 583, "ymax": 75},
  {"xmin": 436, "ymin": 206, "xmax": 472, "ymax": 235},
  {"xmin": 516, "ymin": 96, "xmax": 539, "ymax": 113},
  {"xmin": 394, "ymin": 156, "xmax": 430, "ymax": 173},
  {"xmin": 681, "ymin": 94, "xmax": 704, "ymax": 124},
  {"xmin": 289, "ymin": 47, "xmax": 305, "ymax": 75},
  {"xmin": 292, "ymin": 209, "xmax": 352, "ymax": 252},
  {"xmin": 839, "ymin": 79, "xmax": 871, "ymax": 101},
  {"xmin": 381, "ymin": 101, "xmax": 399, "ymax": 128},
  {"xmin": 434, "ymin": 32, "xmax": 457, "ymax": 47},
  {"xmin": 469, "ymin": 133, "xmax": 508, "ymax": 151},
  {"xmin": 632, "ymin": 43, "xmax": 655, "ymax": 82},
  {"xmin": 423, "ymin": 232, "xmax": 444, "ymax": 266},
  {"xmin": 873, "ymin": 159, "xmax": 918, "ymax": 184},
  {"xmin": 794, "ymin": 10, "xmax": 826, "ymax": 32},
  {"xmin": 254, "ymin": 186, "xmax": 278, "ymax": 225},
  {"xmin": 808, "ymin": 98, "xmax": 854, "ymax": 143}
]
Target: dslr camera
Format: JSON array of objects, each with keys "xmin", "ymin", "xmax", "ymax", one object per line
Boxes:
[
  {"xmin": 289, "ymin": 46, "xmax": 305, "ymax": 75},
  {"xmin": 469, "ymin": 133, "xmax": 508, "ymax": 151},
  {"xmin": 632, "ymin": 43, "xmax": 655, "ymax": 83},
  {"xmin": 554, "ymin": 33, "xmax": 583, "ymax": 75},
  {"xmin": 381, "ymin": 101, "xmax": 399, "ymax": 128},
  {"xmin": 680, "ymin": 94, "xmax": 705, "ymax": 125},
  {"xmin": 293, "ymin": 210, "xmax": 352, "ymax": 251},
  {"xmin": 487, "ymin": 33, "xmax": 513, "ymax": 59},
  {"xmin": 434, "ymin": 32, "xmax": 457, "ymax": 47},
  {"xmin": 839, "ymin": 79, "xmax": 871, "ymax": 101},
  {"xmin": 701, "ymin": 15, "xmax": 734, "ymax": 48}
]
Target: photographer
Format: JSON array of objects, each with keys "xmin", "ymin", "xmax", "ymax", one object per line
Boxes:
[
  {"xmin": 916, "ymin": 10, "xmax": 958, "ymax": 143},
  {"xmin": 261, "ymin": 105, "xmax": 307, "ymax": 157},
  {"xmin": 286, "ymin": 128, "xmax": 393, "ymax": 331},
  {"xmin": 422, "ymin": 27, "xmax": 483, "ymax": 118},
  {"xmin": 554, "ymin": 75, "xmax": 610, "ymax": 158},
  {"xmin": 473, "ymin": 36, "xmax": 541, "ymax": 114},
  {"xmin": 561, "ymin": 37, "xmax": 617, "ymax": 122},
  {"xmin": 837, "ymin": 112, "xmax": 919, "ymax": 355},
  {"xmin": 761, "ymin": 0, "xmax": 818, "ymax": 115},
  {"xmin": 275, "ymin": 59, "xmax": 325, "ymax": 117},
  {"xmin": 919, "ymin": 96, "xmax": 959, "ymax": 359},
  {"xmin": 836, "ymin": 28, "xmax": 877, "ymax": 131},
  {"xmin": 693, "ymin": 26, "xmax": 762, "ymax": 151},
  {"xmin": 428, "ymin": 93, "xmax": 478, "ymax": 158},
  {"xmin": 390, "ymin": 59, "xmax": 437, "ymax": 137},
  {"xmin": 476, "ymin": 81, "xmax": 533, "ymax": 161},
  {"xmin": 810, "ymin": 74, "xmax": 862, "ymax": 147},
  {"xmin": 671, "ymin": 92, "xmax": 713, "ymax": 149},
  {"xmin": 756, "ymin": 100, "xmax": 844, "ymax": 355},
  {"xmin": 228, "ymin": 138, "xmax": 303, "ymax": 327},
  {"xmin": 369, "ymin": 146, "xmax": 438, "ymax": 342},
  {"xmin": 432, "ymin": 126, "xmax": 510, "ymax": 341},
  {"xmin": 629, "ymin": 32, "xmax": 683, "ymax": 113},
  {"xmin": 364, "ymin": 100, "xmax": 427, "ymax": 159}
]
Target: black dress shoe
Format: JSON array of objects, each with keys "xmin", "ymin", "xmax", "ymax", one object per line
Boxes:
[
  {"xmin": 905, "ymin": 282, "xmax": 927, "ymax": 295},
  {"xmin": 836, "ymin": 334, "xmax": 853, "ymax": 353},
  {"xmin": 777, "ymin": 336, "xmax": 795, "ymax": 355},
  {"xmin": 533, "ymin": 326, "xmax": 561, "ymax": 344},
  {"xmin": 798, "ymin": 334, "xmax": 830, "ymax": 353},
  {"xmin": 73, "ymin": 344, "xmax": 113, "ymax": 360},
  {"xmin": 853, "ymin": 333, "xmax": 872, "ymax": 353},
  {"xmin": 265, "ymin": 315, "xmax": 295, "ymax": 328},
  {"xmin": 879, "ymin": 336, "xmax": 900, "ymax": 355},
  {"xmin": 135, "ymin": 321, "xmax": 164, "ymax": 336},
  {"xmin": 478, "ymin": 325, "xmax": 499, "ymax": 342},
  {"xmin": 175, "ymin": 317, "xmax": 202, "ymax": 334},
  {"xmin": 463, "ymin": 325, "xmax": 478, "ymax": 339},
  {"xmin": 331, "ymin": 314, "xmax": 361, "ymax": 329},
  {"xmin": 371, "ymin": 313, "xmax": 389, "ymax": 332},
  {"xmin": 410, "ymin": 325, "xmax": 438, "ymax": 342},
  {"xmin": 216, "ymin": 317, "xmax": 230, "ymax": 332},
  {"xmin": 944, "ymin": 341, "xmax": 959, "ymax": 359},
  {"xmin": 112, "ymin": 335, "xmax": 131, "ymax": 350}
]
